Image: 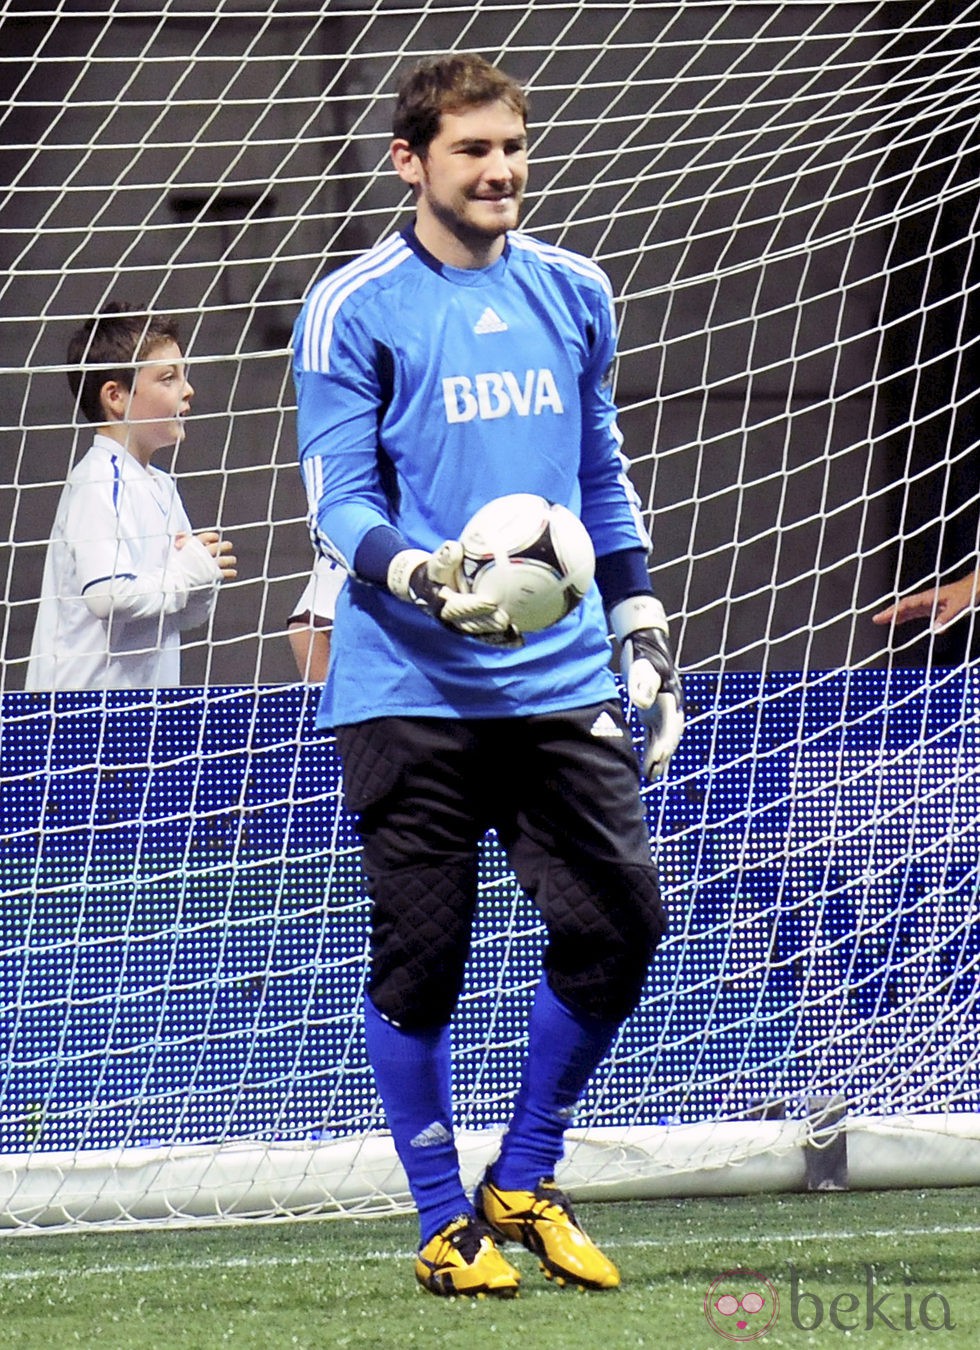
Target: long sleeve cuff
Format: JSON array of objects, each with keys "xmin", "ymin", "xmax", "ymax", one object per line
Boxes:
[
  {"xmin": 352, "ymin": 524, "xmax": 410, "ymax": 586},
  {"xmin": 594, "ymin": 547, "xmax": 653, "ymax": 610}
]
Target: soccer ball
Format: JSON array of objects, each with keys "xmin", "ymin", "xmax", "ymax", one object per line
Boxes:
[{"xmin": 459, "ymin": 493, "xmax": 596, "ymax": 633}]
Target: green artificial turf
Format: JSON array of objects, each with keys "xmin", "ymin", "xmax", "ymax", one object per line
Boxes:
[{"xmin": 1, "ymin": 1187, "xmax": 977, "ymax": 1349}]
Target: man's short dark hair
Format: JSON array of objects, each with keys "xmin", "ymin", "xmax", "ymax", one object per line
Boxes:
[
  {"xmin": 392, "ymin": 53, "xmax": 528, "ymax": 155},
  {"xmin": 67, "ymin": 302, "xmax": 181, "ymax": 424}
]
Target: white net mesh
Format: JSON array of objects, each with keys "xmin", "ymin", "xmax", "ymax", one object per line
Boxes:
[{"xmin": 1, "ymin": 1, "xmax": 979, "ymax": 1229}]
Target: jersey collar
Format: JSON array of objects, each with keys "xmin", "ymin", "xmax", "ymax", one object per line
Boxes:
[{"xmin": 401, "ymin": 222, "xmax": 509, "ymax": 285}]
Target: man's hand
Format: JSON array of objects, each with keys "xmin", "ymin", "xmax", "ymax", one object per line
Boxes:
[
  {"xmin": 387, "ymin": 540, "xmax": 522, "ymax": 647},
  {"xmin": 610, "ymin": 594, "xmax": 684, "ymax": 780},
  {"xmin": 872, "ymin": 568, "xmax": 980, "ymax": 634}
]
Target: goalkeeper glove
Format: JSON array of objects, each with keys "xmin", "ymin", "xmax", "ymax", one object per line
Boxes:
[
  {"xmin": 610, "ymin": 594, "xmax": 685, "ymax": 780},
  {"xmin": 387, "ymin": 540, "xmax": 522, "ymax": 647}
]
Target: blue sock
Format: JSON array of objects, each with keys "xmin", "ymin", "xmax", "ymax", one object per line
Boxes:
[
  {"xmin": 491, "ymin": 980, "xmax": 619, "ymax": 1191},
  {"xmin": 362, "ymin": 996, "xmax": 472, "ymax": 1245}
]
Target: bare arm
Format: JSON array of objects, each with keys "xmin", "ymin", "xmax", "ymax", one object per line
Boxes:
[
  {"xmin": 872, "ymin": 567, "xmax": 980, "ymax": 633},
  {"xmin": 287, "ymin": 622, "xmax": 331, "ymax": 683}
]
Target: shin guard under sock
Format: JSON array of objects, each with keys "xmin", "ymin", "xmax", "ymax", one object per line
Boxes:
[
  {"xmin": 363, "ymin": 996, "xmax": 471, "ymax": 1245},
  {"xmin": 491, "ymin": 979, "xmax": 619, "ymax": 1191}
]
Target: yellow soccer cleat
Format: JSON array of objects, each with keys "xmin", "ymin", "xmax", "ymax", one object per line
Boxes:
[
  {"xmin": 415, "ymin": 1215, "xmax": 522, "ymax": 1298},
  {"xmin": 476, "ymin": 1176, "xmax": 620, "ymax": 1291}
]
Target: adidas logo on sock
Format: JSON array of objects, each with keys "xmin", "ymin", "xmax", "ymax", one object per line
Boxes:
[
  {"xmin": 589, "ymin": 710, "xmax": 623, "ymax": 738},
  {"xmin": 473, "ymin": 306, "xmax": 508, "ymax": 334},
  {"xmin": 410, "ymin": 1120, "xmax": 453, "ymax": 1149}
]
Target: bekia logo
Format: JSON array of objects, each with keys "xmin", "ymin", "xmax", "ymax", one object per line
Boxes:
[
  {"xmin": 705, "ymin": 1269, "xmax": 779, "ymax": 1341},
  {"xmin": 787, "ymin": 1265, "xmax": 955, "ymax": 1333},
  {"xmin": 704, "ymin": 1264, "xmax": 956, "ymax": 1340}
]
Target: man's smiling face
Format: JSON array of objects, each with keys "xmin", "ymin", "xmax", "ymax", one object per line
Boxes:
[{"xmin": 393, "ymin": 99, "xmax": 529, "ymax": 267}]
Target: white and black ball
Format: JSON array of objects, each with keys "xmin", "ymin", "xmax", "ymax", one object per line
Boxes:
[{"xmin": 459, "ymin": 493, "xmax": 596, "ymax": 633}]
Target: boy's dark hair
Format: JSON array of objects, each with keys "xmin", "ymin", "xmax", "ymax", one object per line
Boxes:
[
  {"xmin": 67, "ymin": 302, "xmax": 181, "ymax": 424},
  {"xmin": 392, "ymin": 53, "xmax": 528, "ymax": 155}
]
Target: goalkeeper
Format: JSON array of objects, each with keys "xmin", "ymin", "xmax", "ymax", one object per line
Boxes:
[{"xmin": 293, "ymin": 53, "xmax": 683, "ymax": 1298}]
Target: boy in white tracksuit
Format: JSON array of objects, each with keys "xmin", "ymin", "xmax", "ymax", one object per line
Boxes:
[{"xmin": 26, "ymin": 303, "xmax": 236, "ymax": 690}]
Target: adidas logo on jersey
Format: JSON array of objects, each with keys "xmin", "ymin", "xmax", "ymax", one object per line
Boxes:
[
  {"xmin": 473, "ymin": 306, "xmax": 508, "ymax": 334},
  {"xmin": 410, "ymin": 1120, "xmax": 453, "ymax": 1149},
  {"xmin": 589, "ymin": 710, "xmax": 623, "ymax": 738}
]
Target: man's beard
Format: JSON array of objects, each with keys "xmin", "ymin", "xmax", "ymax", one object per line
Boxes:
[{"xmin": 429, "ymin": 189, "xmax": 523, "ymax": 245}]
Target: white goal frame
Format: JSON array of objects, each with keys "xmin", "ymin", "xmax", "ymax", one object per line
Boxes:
[{"xmin": 1, "ymin": 2, "xmax": 979, "ymax": 1232}]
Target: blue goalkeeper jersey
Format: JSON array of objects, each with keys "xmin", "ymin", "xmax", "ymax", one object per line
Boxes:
[{"xmin": 293, "ymin": 224, "xmax": 651, "ymax": 727}]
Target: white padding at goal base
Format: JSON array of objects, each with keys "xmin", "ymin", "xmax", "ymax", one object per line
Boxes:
[{"xmin": 2, "ymin": 1115, "xmax": 979, "ymax": 1232}]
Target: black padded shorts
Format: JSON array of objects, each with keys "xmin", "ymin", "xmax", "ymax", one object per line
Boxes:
[{"xmin": 334, "ymin": 702, "xmax": 666, "ymax": 1028}]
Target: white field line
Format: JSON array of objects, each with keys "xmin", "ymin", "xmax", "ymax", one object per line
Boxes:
[{"xmin": 1, "ymin": 1222, "xmax": 979, "ymax": 1283}]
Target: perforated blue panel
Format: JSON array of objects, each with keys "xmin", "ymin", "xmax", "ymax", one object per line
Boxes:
[{"xmin": 1, "ymin": 671, "xmax": 977, "ymax": 1153}]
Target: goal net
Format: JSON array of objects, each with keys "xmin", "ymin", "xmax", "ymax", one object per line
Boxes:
[{"xmin": 1, "ymin": 1, "xmax": 979, "ymax": 1231}]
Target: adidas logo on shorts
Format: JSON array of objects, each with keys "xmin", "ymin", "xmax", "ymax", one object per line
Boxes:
[{"xmin": 589, "ymin": 710, "xmax": 623, "ymax": 738}]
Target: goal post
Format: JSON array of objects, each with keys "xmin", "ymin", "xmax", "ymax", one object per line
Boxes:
[
  {"xmin": 2, "ymin": 2, "xmax": 980, "ymax": 1232},
  {"xmin": 1, "ymin": 668, "xmax": 978, "ymax": 1230}
]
